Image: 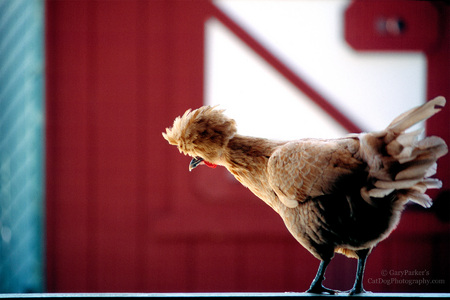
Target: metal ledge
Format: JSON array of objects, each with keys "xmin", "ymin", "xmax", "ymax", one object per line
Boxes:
[{"xmin": 1, "ymin": 293, "xmax": 450, "ymax": 299}]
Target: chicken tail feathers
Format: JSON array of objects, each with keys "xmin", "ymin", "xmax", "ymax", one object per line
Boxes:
[
  {"xmin": 359, "ymin": 96, "xmax": 448, "ymax": 208},
  {"xmin": 386, "ymin": 96, "xmax": 446, "ymax": 142}
]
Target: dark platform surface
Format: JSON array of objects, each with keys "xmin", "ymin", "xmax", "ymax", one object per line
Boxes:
[{"xmin": 1, "ymin": 293, "xmax": 449, "ymax": 299}]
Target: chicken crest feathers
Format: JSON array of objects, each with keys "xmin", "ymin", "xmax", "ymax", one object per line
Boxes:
[{"xmin": 162, "ymin": 105, "xmax": 237, "ymax": 159}]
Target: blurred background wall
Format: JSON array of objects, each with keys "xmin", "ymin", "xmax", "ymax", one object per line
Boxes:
[{"xmin": 1, "ymin": 0, "xmax": 449, "ymax": 294}]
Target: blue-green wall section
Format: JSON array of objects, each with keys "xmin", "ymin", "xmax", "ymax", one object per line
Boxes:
[{"xmin": 0, "ymin": 0, "xmax": 45, "ymax": 293}]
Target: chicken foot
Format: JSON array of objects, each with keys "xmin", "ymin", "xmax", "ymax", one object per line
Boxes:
[
  {"xmin": 347, "ymin": 248, "xmax": 371, "ymax": 295},
  {"xmin": 307, "ymin": 247, "xmax": 371, "ymax": 295},
  {"xmin": 306, "ymin": 259, "xmax": 338, "ymax": 295}
]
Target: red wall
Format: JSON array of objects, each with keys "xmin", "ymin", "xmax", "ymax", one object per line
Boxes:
[{"xmin": 45, "ymin": 0, "xmax": 450, "ymax": 293}]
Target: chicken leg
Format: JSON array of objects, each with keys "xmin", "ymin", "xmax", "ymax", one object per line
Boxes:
[
  {"xmin": 306, "ymin": 259, "xmax": 337, "ymax": 294},
  {"xmin": 348, "ymin": 248, "xmax": 371, "ymax": 295}
]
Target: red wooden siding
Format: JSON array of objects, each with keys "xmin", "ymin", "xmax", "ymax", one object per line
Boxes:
[{"xmin": 46, "ymin": 0, "xmax": 450, "ymax": 293}]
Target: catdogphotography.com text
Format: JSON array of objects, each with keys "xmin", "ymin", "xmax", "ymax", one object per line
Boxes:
[{"xmin": 368, "ymin": 269, "xmax": 446, "ymax": 287}]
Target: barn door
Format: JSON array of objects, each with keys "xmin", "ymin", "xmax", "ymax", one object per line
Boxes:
[{"xmin": 46, "ymin": 0, "xmax": 449, "ymax": 293}]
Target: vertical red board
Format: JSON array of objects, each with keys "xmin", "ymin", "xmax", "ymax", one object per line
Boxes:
[
  {"xmin": 426, "ymin": 3, "xmax": 450, "ymax": 196},
  {"xmin": 92, "ymin": 0, "xmax": 140, "ymax": 291},
  {"xmin": 46, "ymin": 0, "xmax": 90, "ymax": 291}
]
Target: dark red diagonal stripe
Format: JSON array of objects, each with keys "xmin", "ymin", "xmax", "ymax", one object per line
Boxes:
[{"xmin": 207, "ymin": 2, "xmax": 363, "ymax": 134}]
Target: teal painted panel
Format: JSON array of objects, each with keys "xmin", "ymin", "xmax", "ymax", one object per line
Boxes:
[{"xmin": 0, "ymin": 0, "xmax": 45, "ymax": 293}]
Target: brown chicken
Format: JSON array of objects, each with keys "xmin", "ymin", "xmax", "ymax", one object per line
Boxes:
[{"xmin": 162, "ymin": 96, "xmax": 447, "ymax": 294}]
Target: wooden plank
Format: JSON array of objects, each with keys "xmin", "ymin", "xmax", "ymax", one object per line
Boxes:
[
  {"xmin": 426, "ymin": 3, "xmax": 450, "ymax": 193},
  {"xmin": 140, "ymin": 0, "xmax": 173, "ymax": 215},
  {"xmin": 45, "ymin": 0, "xmax": 90, "ymax": 292},
  {"xmin": 93, "ymin": 0, "xmax": 140, "ymax": 292}
]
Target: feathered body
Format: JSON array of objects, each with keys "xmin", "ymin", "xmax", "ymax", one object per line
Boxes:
[{"xmin": 163, "ymin": 97, "xmax": 447, "ymax": 294}]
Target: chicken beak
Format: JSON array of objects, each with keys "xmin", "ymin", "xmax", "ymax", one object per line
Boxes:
[{"xmin": 189, "ymin": 156, "xmax": 204, "ymax": 172}]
